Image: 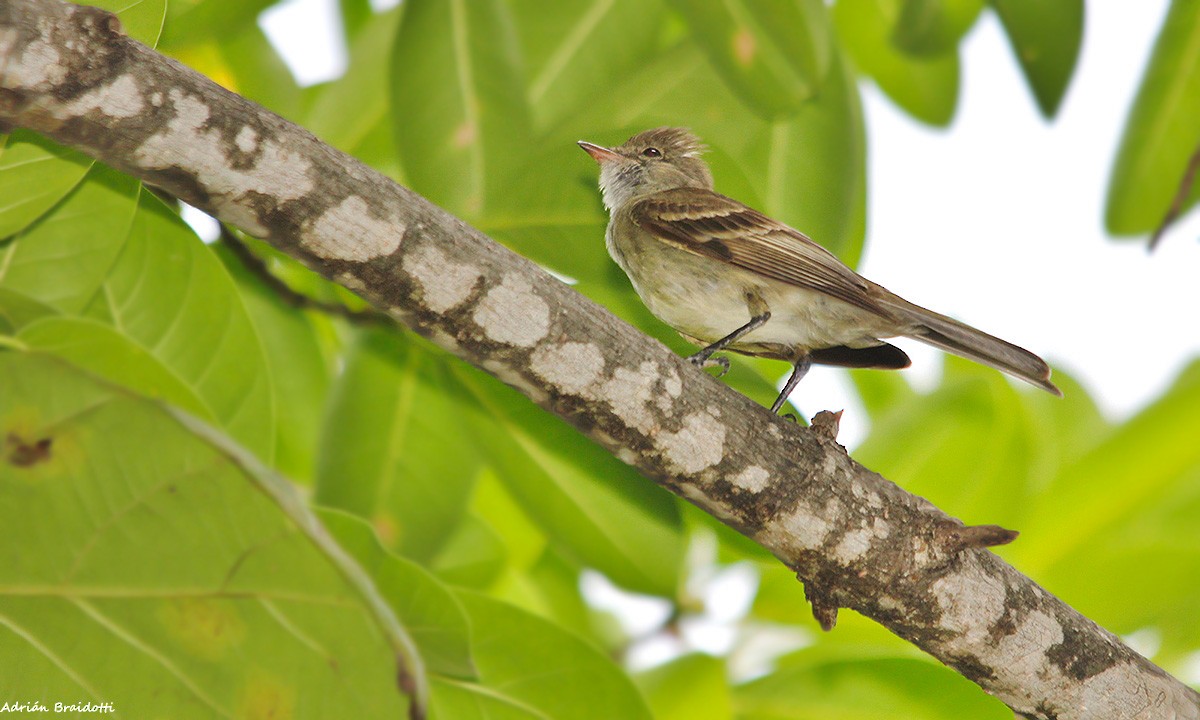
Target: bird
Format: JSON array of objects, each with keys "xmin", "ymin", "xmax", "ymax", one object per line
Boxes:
[{"xmin": 578, "ymin": 127, "xmax": 1060, "ymax": 414}]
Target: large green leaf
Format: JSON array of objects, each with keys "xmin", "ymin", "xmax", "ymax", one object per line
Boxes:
[
  {"xmin": 390, "ymin": 0, "xmax": 532, "ymax": 219},
  {"xmin": 0, "ymin": 353, "xmax": 422, "ymax": 717},
  {"xmin": 0, "ymin": 169, "xmax": 276, "ymax": 463},
  {"xmin": 84, "ymin": 190, "xmax": 276, "ymax": 462},
  {"xmin": 510, "ymin": 0, "xmax": 667, "ymax": 129},
  {"xmin": 214, "ymin": 242, "xmax": 333, "ymax": 482},
  {"xmin": 0, "ymin": 166, "xmax": 138, "ymax": 313},
  {"xmin": 16, "ymin": 316, "xmax": 212, "ymax": 422},
  {"xmin": 458, "ymin": 368, "xmax": 684, "ymax": 597},
  {"xmin": 990, "ymin": 0, "xmax": 1084, "ymax": 118},
  {"xmin": 1105, "ymin": 0, "xmax": 1200, "ymax": 236},
  {"xmin": 0, "ymin": 132, "xmax": 95, "ymax": 241},
  {"xmin": 666, "ymin": 0, "xmax": 834, "ymax": 118},
  {"xmin": 315, "ymin": 330, "xmax": 483, "ymax": 562},
  {"xmin": 426, "ymin": 591, "xmax": 653, "ymax": 720},
  {"xmin": 834, "ymin": 0, "xmax": 960, "ymax": 126},
  {"xmin": 317, "ymin": 508, "xmax": 475, "ymax": 679},
  {"xmin": 891, "ymin": 0, "xmax": 984, "ymax": 57}
]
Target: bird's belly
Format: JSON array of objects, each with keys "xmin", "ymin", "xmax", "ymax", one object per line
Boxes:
[{"xmin": 610, "ymin": 231, "xmax": 891, "ymax": 355}]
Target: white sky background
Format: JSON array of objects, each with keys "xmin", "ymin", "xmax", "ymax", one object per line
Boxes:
[{"xmin": 260, "ymin": 0, "xmax": 1200, "ymax": 447}]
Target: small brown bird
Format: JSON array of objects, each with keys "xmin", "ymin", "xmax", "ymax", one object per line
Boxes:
[{"xmin": 579, "ymin": 127, "xmax": 1060, "ymax": 413}]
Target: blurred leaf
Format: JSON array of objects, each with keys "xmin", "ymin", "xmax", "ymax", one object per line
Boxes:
[
  {"xmin": 339, "ymin": 0, "xmax": 375, "ymax": 39},
  {"xmin": 213, "ymin": 242, "xmax": 332, "ymax": 482},
  {"xmin": 0, "ymin": 288, "xmax": 57, "ymax": 333},
  {"xmin": 458, "ymin": 368, "xmax": 684, "ymax": 597},
  {"xmin": 0, "ymin": 132, "xmax": 94, "ymax": 240},
  {"xmin": 315, "ymin": 330, "xmax": 482, "ymax": 562},
  {"xmin": 215, "ymin": 23, "xmax": 303, "ymax": 118},
  {"xmin": 835, "ymin": 0, "xmax": 959, "ymax": 126},
  {"xmin": 0, "ymin": 166, "xmax": 137, "ymax": 312},
  {"xmin": 734, "ymin": 652, "xmax": 1009, "ymax": 718},
  {"xmin": 162, "ymin": 0, "xmax": 276, "ymax": 48},
  {"xmin": 511, "ymin": 0, "xmax": 667, "ymax": 129},
  {"xmin": 307, "ymin": 7, "xmax": 404, "ymax": 159},
  {"xmin": 318, "ymin": 508, "xmax": 475, "ymax": 678},
  {"xmin": 431, "ymin": 514, "xmax": 509, "ymax": 589},
  {"xmin": 1015, "ymin": 362, "xmax": 1200, "ymax": 651},
  {"xmin": 428, "ymin": 591, "xmax": 653, "ymax": 719},
  {"xmin": 390, "ymin": 0, "xmax": 532, "ymax": 219},
  {"xmin": 1105, "ymin": 0, "xmax": 1200, "ymax": 236},
  {"xmin": 0, "ymin": 354, "xmax": 419, "ymax": 717},
  {"xmin": 470, "ymin": 470, "xmax": 548, "ymax": 576},
  {"xmin": 892, "ymin": 0, "xmax": 984, "ymax": 57},
  {"xmin": 990, "ymin": 0, "xmax": 1083, "ymax": 118},
  {"xmin": 666, "ymin": 0, "xmax": 834, "ymax": 118},
  {"xmin": 637, "ymin": 654, "xmax": 733, "ymax": 720},
  {"xmin": 852, "ymin": 359, "xmax": 1055, "ymax": 529}
]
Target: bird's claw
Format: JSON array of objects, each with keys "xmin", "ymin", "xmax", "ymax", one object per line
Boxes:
[{"xmin": 688, "ymin": 354, "xmax": 730, "ymax": 377}]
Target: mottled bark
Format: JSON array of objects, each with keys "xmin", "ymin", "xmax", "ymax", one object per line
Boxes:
[{"xmin": 2, "ymin": 1, "xmax": 1197, "ymax": 717}]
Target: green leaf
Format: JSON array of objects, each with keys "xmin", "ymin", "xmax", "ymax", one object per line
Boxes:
[
  {"xmin": 1015, "ymin": 362, "xmax": 1200, "ymax": 649},
  {"xmin": 315, "ymin": 330, "xmax": 482, "ymax": 562},
  {"xmin": 0, "ymin": 132, "xmax": 95, "ymax": 240},
  {"xmin": 431, "ymin": 514, "xmax": 509, "ymax": 589},
  {"xmin": 307, "ymin": 7, "xmax": 405, "ymax": 160},
  {"xmin": 433, "ymin": 591, "xmax": 653, "ymax": 719},
  {"xmin": 390, "ymin": 0, "xmax": 532, "ymax": 219},
  {"xmin": 96, "ymin": 0, "xmax": 168, "ymax": 47},
  {"xmin": 1105, "ymin": 0, "xmax": 1200, "ymax": 236},
  {"xmin": 0, "ymin": 288, "xmax": 57, "ymax": 333},
  {"xmin": 637, "ymin": 654, "xmax": 732, "ymax": 720},
  {"xmin": 665, "ymin": 0, "xmax": 834, "ymax": 118},
  {"xmin": 0, "ymin": 353, "xmax": 422, "ymax": 717},
  {"xmin": 161, "ymin": 0, "xmax": 276, "ymax": 48},
  {"xmin": 458, "ymin": 368, "xmax": 684, "ymax": 597},
  {"xmin": 81, "ymin": 190, "xmax": 277, "ymax": 463},
  {"xmin": 834, "ymin": 0, "xmax": 960, "ymax": 126},
  {"xmin": 213, "ymin": 242, "xmax": 333, "ymax": 482},
  {"xmin": 317, "ymin": 508, "xmax": 476, "ymax": 678},
  {"xmin": 990, "ymin": 0, "xmax": 1084, "ymax": 118},
  {"xmin": 733, "ymin": 653, "xmax": 1010, "ymax": 718},
  {"xmin": 214, "ymin": 23, "xmax": 303, "ymax": 119},
  {"xmin": 892, "ymin": 0, "xmax": 984, "ymax": 57},
  {"xmin": 0, "ymin": 166, "xmax": 137, "ymax": 311},
  {"xmin": 852, "ymin": 359, "xmax": 1056, "ymax": 528},
  {"xmin": 511, "ymin": 0, "xmax": 667, "ymax": 129},
  {"xmin": 16, "ymin": 316, "xmax": 212, "ymax": 422}
]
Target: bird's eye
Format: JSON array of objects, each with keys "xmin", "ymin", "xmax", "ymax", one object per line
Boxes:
[{"xmin": 642, "ymin": 147, "xmax": 662, "ymax": 158}]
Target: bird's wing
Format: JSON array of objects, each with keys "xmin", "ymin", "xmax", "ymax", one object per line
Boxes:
[{"xmin": 629, "ymin": 187, "xmax": 889, "ymax": 316}]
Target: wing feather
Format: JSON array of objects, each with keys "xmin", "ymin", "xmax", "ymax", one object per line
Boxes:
[{"xmin": 629, "ymin": 187, "xmax": 888, "ymax": 317}]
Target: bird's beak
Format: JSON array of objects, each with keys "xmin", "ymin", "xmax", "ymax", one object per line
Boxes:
[{"xmin": 578, "ymin": 140, "xmax": 620, "ymax": 164}]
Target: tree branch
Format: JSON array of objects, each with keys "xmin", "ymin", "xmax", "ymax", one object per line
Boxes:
[{"xmin": 2, "ymin": 1, "xmax": 1196, "ymax": 717}]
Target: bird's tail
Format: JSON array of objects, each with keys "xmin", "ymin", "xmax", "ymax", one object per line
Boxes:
[{"xmin": 877, "ymin": 295, "xmax": 1061, "ymax": 396}]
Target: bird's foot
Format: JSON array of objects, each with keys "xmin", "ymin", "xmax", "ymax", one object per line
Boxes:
[{"xmin": 687, "ymin": 353, "xmax": 731, "ymax": 378}]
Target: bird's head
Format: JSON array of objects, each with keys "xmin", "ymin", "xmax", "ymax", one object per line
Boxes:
[{"xmin": 579, "ymin": 127, "xmax": 714, "ymax": 211}]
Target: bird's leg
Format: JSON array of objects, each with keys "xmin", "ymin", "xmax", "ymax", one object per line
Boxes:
[
  {"xmin": 770, "ymin": 356, "xmax": 812, "ymax": 414},
  {"xmin": 687, "ymin": 311, "xmax": 771, "ymax": 375}
]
